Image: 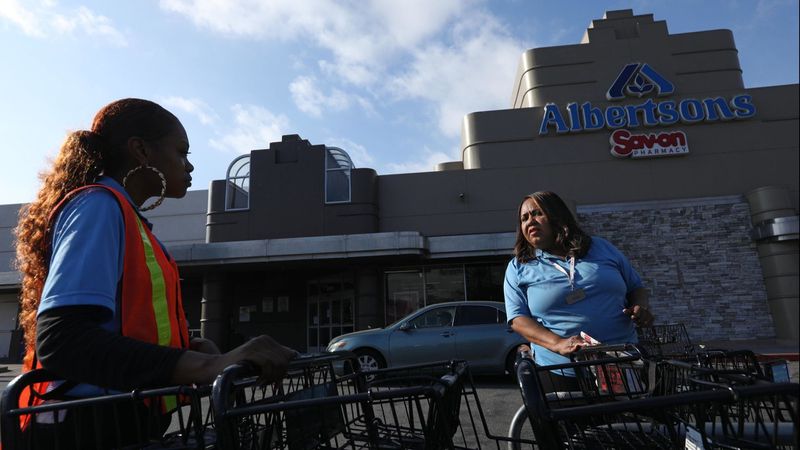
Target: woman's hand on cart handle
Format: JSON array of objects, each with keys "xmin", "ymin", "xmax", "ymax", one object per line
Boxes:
[
  {"xmin": 172, "ymin": 334, "xmax": 298, "ymax": 385},
  {"xmin": 552, "ymin": 335, "xmax": 589, "ymax": 355},
  {"xmin": 511, "ymin": 316, "xmax": 586, "ymax": 355},
  {"xmin": 624, "ymin": 287, "xmax": 653, "ymax": 327},
  {"xmin": 229, "ymin": 335, "xmax": 298, "ymax": 384}
]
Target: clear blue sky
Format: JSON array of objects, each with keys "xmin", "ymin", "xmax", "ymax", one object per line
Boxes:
[{"xmin": 1, "ymin": 0, "xmax": 797, "ymax": 205}]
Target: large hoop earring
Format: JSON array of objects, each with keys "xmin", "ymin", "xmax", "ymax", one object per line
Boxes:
[{"xmin": 123, "ymin": 165, "xmax": 166, "ymax": 211}]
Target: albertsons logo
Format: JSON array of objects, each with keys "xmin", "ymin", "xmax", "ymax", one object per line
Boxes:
[{"xmin": 606, "ymin": 63, "xmax": 674, "ymax": 101}]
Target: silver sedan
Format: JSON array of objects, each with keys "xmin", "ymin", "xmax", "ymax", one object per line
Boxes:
[{"xmin": 326, "ymin": 301, "xmax": 527, "ymax": 376}]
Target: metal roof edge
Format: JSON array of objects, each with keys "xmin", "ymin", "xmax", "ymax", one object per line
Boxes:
[
  {"xmin": 0, "ymin": 271, "xmax": 21, "ymax": 290},
  {"xmin": 168, "ymin": 231, "xmax": 429, "ymax": 266}
]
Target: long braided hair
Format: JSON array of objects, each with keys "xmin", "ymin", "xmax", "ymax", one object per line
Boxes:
[{"xmin": 14, "ymin": 98, "xmax": 178, "ymax": 366}]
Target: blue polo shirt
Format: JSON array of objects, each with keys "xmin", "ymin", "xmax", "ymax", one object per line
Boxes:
[
  {"xmin": 38, "ymin": 177, "xmax": 157, "ymax": 331},
  {"xmin": 504, "ymin": 236, "xmax": 642, "ymax": 370}
]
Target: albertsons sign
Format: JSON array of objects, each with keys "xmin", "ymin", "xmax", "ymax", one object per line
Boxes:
[{"xmin": 538, "ymin": 63, "xmax": 757, "ymax": 159}]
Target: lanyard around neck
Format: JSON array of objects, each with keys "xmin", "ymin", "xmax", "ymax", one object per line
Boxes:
[{"xmin": 550, "ymin": 256, "xmax": 576, "ymax": 289}]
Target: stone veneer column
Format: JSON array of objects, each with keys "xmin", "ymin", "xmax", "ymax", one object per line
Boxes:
[
  {"xmin": 578, "ymin": 197, "xmax": 773, "ymax": 342},
  {"xmin": 201, "ymin": 271, "xmax": 230, "ymax": 349},
  {"xmin": 746, "ymin": 186, "xmax": 799, "ymax": 340}
]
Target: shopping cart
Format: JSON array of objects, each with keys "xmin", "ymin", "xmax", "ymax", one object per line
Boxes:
[
  {"xmin": 701, "ymin": 349, "xmax": 766, "ymax": 379},
  {"xmin": 211, "ymin": 351, "xmax": 361, "ymax": 449},
  {"xmin": 699, "ymin": 348, "xmax": 795, "ymax": 384},
  {"xmin": 212, "ymin": 357, "xmax": 481, "ymax": 449},
  {"xmin": 639, "ymin": 323, "xmax": 793, "ymax": 384},
  {"xmin": 509, "ymin": 344, "xmax": 680, "ymax": 449},
  {"xmin": 510, "ymin": 344, "xmax": 796, "ymax": 449},
  {"xmin": 504, "ymin": 330, "xmax": 798, "ymax": 449},
  {"xmin": 636, "ymin": 323, "xmax": 695, "ymax": 360},
  {"xmin": 0, "ymin": 367, "xmax": 214, "ymax": 450},
  {"xmin": 0, "ymin": 353, "xmax": 360, "ymax": 450},
  {"xmin": 659, "ymin": 358, "xmax": 799, "ymax": 449}
]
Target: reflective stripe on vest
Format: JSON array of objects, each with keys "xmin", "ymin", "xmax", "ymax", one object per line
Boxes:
[
  {"xmin": 134, "ymin": 215, "xmax": 172, "ymax": 346},
  {"xmin": 131, "ymin": 214, "xmax": 179, "ymax": 412}
]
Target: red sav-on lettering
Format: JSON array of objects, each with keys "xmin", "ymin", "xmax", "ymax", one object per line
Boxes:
[{"xmin": 610, "ymin": 129, "xmax": 689, "ymax": 158}]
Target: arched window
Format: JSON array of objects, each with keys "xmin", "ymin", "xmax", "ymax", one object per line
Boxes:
[
  {"xmin": 225, "ymin": 155, "xmax": 250, "ymax": 210},
  {"xmin": 325, "ymin": 146, "xmax": 353, "ymax": 204}
]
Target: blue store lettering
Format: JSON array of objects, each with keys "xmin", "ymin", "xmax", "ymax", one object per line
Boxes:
[{"xmin": 539, "ymin": 94, "xmax": 756, "ymax": 136}]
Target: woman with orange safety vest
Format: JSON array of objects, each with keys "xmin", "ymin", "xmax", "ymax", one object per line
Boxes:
[{"xmin": 13, "ymin": 98, "xmax": 296, "ymax": 447}]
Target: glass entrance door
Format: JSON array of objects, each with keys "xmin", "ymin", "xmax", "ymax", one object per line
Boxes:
[{"xmin": 307, "ymin": 275, "xmax": 354, "ymax": 352}]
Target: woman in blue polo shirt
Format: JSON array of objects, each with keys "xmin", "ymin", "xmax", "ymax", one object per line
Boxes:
[{"xmin": 504, "ymin": 191, "xmax": 653, "ymax": 392}]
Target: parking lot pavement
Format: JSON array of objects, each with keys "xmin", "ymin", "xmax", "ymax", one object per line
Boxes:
[
  {"xmin": 0, "ymin": 364, "xmax": 22, "ymax": 392},
  {"xmin": 464, "ymin": 375, "xmax": 531, "ymax": 445}
]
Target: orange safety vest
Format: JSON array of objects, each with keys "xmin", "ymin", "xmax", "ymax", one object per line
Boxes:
[{"xmin": 18, "ymin": 184, "xmax": 190, "ymax": 428}]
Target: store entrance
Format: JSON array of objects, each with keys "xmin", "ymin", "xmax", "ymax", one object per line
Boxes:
[{"xmin": 307, "ymin": 275, "xmax": 355, "ymax": 352}]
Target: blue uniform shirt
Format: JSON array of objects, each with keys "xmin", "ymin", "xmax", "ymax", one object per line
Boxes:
[{"xmin": 504, "ymin": 236, "xmax": 643, "ymax": 369}]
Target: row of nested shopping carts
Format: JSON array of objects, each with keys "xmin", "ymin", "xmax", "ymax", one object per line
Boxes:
[{"xmin": 0, "ymin": 323, "xmax": 797, "ymax": 449}]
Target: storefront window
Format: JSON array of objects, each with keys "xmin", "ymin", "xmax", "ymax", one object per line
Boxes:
[
  {"xmin": 342, "ymin": 301, "xmax": 353, "ymax": 335},
  {"xmin": 424, "ymin": 266, "xmax": 465, "ymax": 304},
  {"xmin": 385, "ymin": 271, "xmax": 424, "ymax": 325},
  {"xmin": 384, "ymin": 261, "xmax": 507, "ymax": 326},
  {"xmin": 465, "ymin": 263, "xmax": 506, "ymax": 302}
]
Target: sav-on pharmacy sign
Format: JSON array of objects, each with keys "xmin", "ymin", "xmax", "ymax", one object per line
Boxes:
[{"xmin": 537, "ymin": 62, "xmax": 757, "ymax": 158}]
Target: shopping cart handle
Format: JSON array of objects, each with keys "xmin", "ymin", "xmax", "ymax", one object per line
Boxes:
[
  {"xmin": 516, "ymin": 344, "xmax": 532, "ymax": 362},
  {"xmin": 573, "ymin": 342, "xmax": 641, "ymax": 356},
  {"xmin": 234, "ymin": 360, "xmax": 261, "ymax": 377}
]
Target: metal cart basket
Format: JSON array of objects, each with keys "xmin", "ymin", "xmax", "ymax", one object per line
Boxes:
[
  {"xmin": 0, "ymin": 368, "xmax": 214, "ymax": 450},
  {"xmin": 211, "ymin": 358, "xmax": 480, "ymax": 450}
]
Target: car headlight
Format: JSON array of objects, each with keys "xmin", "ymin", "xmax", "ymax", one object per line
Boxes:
[{"xmin": 327, "ymin": 340, "xmax": 348, "ymax": 351}]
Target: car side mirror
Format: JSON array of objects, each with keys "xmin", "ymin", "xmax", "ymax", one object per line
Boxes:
[{"xmin": 399, "ymin": 322, "xmax": 412, "ymax": 332}]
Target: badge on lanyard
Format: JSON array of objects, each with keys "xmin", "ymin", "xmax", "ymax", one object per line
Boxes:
[
  {"xmin": 565, "ymin": 288, "xmax": 586, "ymax": 304},
  {"xmin": 551, "ymin": 257, "xmax": 586, "ymax": 305}
]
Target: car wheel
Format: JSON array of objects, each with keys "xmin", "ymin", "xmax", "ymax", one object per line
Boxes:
[{"xmin": 355, "ymin": 349, "xmax": 385, "ymax": 372}]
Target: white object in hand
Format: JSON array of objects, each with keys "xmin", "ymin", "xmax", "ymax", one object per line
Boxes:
[{"xmin": 580, "ymin": 331, "xmax": 601, "ymax": 345}]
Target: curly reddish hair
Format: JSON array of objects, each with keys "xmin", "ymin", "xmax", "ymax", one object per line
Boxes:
[{"xmin": 14, "ymin": 99, "xmax": 178, "ymax": 367}]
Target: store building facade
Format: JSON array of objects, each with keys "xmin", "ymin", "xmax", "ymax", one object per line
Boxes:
[{"xmin": 0, "ymin": 10, "xmax": 797, "ymax": 360}]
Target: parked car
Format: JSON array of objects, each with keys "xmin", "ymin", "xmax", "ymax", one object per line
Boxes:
[{"xmin": 326, "ymin": 301, "xmax": 527, "ymax": 376}]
